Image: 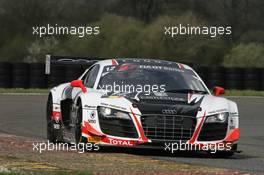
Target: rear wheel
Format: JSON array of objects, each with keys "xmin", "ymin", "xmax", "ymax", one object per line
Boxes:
[{"xmin": 46, "ymin": 95, "xmax": 55, "ymax": 142}]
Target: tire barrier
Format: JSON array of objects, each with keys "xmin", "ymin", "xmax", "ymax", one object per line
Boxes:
[
  {"xmin": 0, "ymin": 62, "xmax": 12, "ymax": 88},
  {"xmin": 261, "ymin": 69, "xmax": 264, "ymax": 90},
  {"xmin": 193, "ymin": 66, "xmax": 208, "ymax": 84},
  {"xmin": 64, "ymin": 64, "xmax": 84, "ymax": 83},
  {"xmin": 47, "ymin": 64, "xmax": 65, "ymax": 88},
  {"xmin": 207, "ymin": 67, "xmax": 225, "ymax": 89},
  {"xmin": 243, "ymin": 68, "xmax": 261, "ymax": 90},
  {"xmin": 0, "ymin": 62, "xmax": 264, "ymax": 90},
  {"xmin": 225, "ymin": 68, "xmax": 244, "ymax": 90},
  {"xmin": 12, "ymin": 63, "xmax": 30, "ymax": 88},
  {"xmin": 30, "ymin": 63, "xmax": 46, "ymax": 88}
]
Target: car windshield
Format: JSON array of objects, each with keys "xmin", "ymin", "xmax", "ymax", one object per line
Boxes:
[{"xmin": 97, "ymin": 63, "xmax": 208, "ymax": 94}]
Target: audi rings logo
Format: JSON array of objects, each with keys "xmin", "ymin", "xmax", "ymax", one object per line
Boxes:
[{"xmin": 162, "ymin": 109, "xmax": 178, "ymax": 115}]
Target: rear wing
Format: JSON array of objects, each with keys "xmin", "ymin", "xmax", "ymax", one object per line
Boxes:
[{"xmin": 45, "ymin": 55, "xmax": 105, "ymax": 75}]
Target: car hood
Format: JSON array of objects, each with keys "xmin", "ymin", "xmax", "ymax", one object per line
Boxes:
[{"xmin": 101, "ymin": 91, "xmax": 230, "ymax": 118}]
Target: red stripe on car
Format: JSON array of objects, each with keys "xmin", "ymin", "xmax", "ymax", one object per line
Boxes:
[
  {"xmin": 225, "ymin": 128, "xmax": 240, "ymax": 142},
  {"xmin": 130, "ymin": 108, "xmax": 148, "ymax": 143},
  {"xmin": 83, "ymin": 121, "xmax": 104, "ymax": 136},
  {"xmin": 189, "ymin": 112, "xmax": 206, "ymax": 144}
]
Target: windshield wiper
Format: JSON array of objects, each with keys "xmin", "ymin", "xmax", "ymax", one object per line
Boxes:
[{"xmin": 165, "ymin": 89, "xmax": 207, "ymax": 94}]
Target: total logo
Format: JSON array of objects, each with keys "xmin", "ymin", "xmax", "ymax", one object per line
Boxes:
[{"xmin": 108, "ymin": 138, "xmax": 134, "ymax": 146}]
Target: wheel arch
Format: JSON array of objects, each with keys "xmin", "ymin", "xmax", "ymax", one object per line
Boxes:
[{"xmin": 49, "ymin": 83, "xmax": 69, "ymax": 104}]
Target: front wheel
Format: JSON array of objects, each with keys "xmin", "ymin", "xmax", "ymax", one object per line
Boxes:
[{"xmin": 75, "ymin": 101, "xmax": 83, "ymax": 144}]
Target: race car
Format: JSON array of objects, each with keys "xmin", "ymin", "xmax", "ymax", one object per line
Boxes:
[{"xmin": 46, "ymin": 58, "xmax": 240, "ymax": 156}]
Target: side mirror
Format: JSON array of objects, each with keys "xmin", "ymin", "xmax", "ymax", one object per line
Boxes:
[
  {"xmin": 70, "ymin": 80, "xmax": 87, "ymax": 93},
  {"xmin": 213, "ymin": 86, "xmax": 225, "ymax": 96}
]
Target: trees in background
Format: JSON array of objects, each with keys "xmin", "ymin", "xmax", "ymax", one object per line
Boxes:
[
  {"xmin": 0, "ymin": 0, "xmax": 263, "ymax": 66},
  {"xmin": 223, "ymin": 43, "xmax": 264, "ymax": 67}
]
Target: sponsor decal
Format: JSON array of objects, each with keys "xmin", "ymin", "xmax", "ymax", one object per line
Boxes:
[
  {"xmin": 84, "ymin": 105, "xmax": 97, "ymax": 109},
  {"xmin": 108, "ymin": 138, "xmax": 134, "ymax": 146},
  {"xmin": 88, "ymin": 111, "xmax": 96, "ymax": 123},
  {"xmin": 108, "ymin": 96, "xmax": 122, "ymax": 99},
  {"xmin": 88, "ymin": 136, "xmax": 101, "ymax": 143},
  {"xmin": 153, "ymin": 91, "xmax": 168, "ymax": 97},
  {"xmin": 139, "ymin": 65, "xmax": 184, "ymax": 73},
  {"xmin": 208, "ymin": 108, "xmax": 227, "ymax": 114},
  {"xmin": 118, "ymin": 59, "xmax": 176, "ymax": 65},
  {"xmin": 90, "ymin": 111, "xmax": 96, "ymax": 119},
  {"xmin": 53, "ymin": 124, "xmax": 60, "ymax": 129},
  {"xmin": 100, "ymin": 103, "xmax": 127, "ymax": 111},
  {"xmin": 140, "ymin": 95, "xmax": 186, "ymax": 102}
]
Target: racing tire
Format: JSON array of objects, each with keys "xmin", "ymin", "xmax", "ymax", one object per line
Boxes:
[
  {"xmin": 47, "ymin": 65, "xmax": 65, "ymax": 88},
  {"xmin": 0, "ymin": 62, "xmax": 12, "ymax": 88},
  {"xmin": 75, "ymin": 101, "xmax": 83, "ymax": 144},
  {"xmin": 47, "ymin": 95, "xmax": 56, "ymax": 142},
  {"xmin": 30, "ymin": 63, "xmax": 47, "ymax": 88}
]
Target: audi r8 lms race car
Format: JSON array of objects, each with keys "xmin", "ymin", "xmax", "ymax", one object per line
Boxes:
[{"xmin": 47, "ymin": 58, "xmax": 240, "ymax": 156}]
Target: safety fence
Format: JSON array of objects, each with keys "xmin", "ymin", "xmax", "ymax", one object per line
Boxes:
[{"xmin": 0, "ymin": 62, "xmax": 264, "ymax": 90}]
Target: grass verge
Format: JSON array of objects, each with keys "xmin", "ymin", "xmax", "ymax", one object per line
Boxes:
[
  {"xmin": 0, "ymin": 171, "xmax": 92, "ymax": 175},
  {"xmin": 0, "ymin": 88, "xmax": 49, "ymax": 94},
  {"xmin": 225, "ymin": 90, "xmax": 264, "ymax": 97}
]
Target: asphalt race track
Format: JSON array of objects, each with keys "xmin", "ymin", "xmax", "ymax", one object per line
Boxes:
[{"xmin": 0, "ymin": 94, "xmax": 263, "ymax": 174}]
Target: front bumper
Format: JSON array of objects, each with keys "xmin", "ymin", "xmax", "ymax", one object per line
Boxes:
[{"xmin": 82, "ymin": 109, "xmax": 240, "ymax": 150}]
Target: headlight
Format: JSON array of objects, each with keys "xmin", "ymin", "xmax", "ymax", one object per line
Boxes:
[
  {"xmin": 98, "ymin": 106, "xmax": 131, "ymax": 120},
  {"xmin": 205, "ymin": 112, "xmax": 229, "ymax": 123},
  {"xmin": 100, "ymin": 107, "xmax": 112, "ymax": 116}
]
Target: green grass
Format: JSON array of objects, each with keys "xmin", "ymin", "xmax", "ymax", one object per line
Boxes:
[
  {"xmin": 224, "ymin": 90, "xmax": 264, "ymax": 97},
  {"xmin": 0, "ymin": 171, "xmax": 92, "ymax": 175},
  {"xmin": 0, "ymin": 88, "xmax": 49, "ymax": 94},
  {"xmin": 0, "ymin": 88, "xmax": 264, "ymax": 97}
]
